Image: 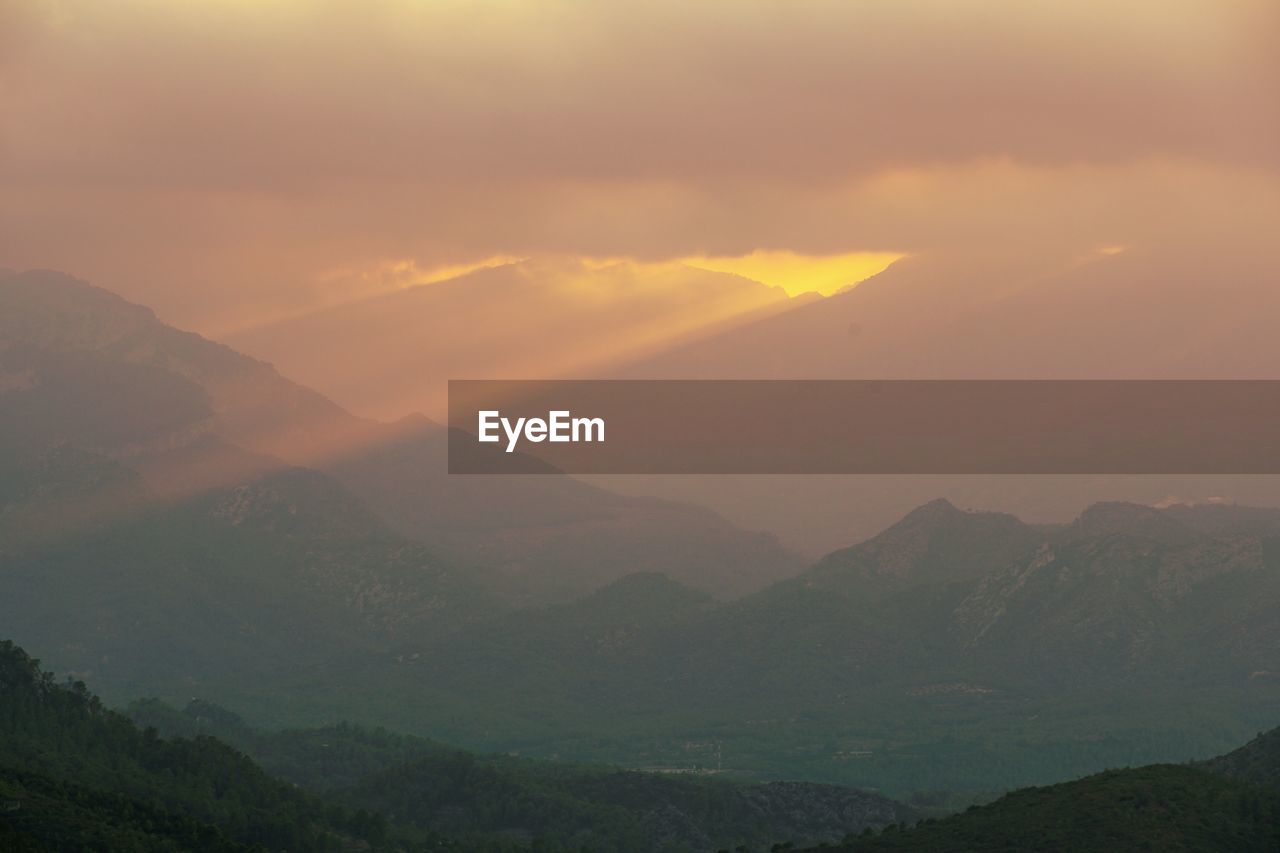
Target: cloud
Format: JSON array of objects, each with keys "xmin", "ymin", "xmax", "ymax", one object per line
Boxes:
[
  {"xmin": 0, "ymin": 0, "xmax": 1275, "ymax": 330},
  {"xmin": 7, "ymin": 1, "xmax": 1277, "ymax": 187}
]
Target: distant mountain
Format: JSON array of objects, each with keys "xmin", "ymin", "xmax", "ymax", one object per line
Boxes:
[
  {"xmin": 0, "ymin": 448, "xmax": 495, "ymax": 711},
  {"xmin": 940, "ymin": 501, "xmax": 1280, "ymax": 690},
  {"xmin": 398, "ymin": 572, "xmax": 718, "ymax": 717},
  {"xmin": 596, "ymin": 244, "xmax": 1280, "ymax": 557},
  {"xmin": 753, "ymin": 498, "xmax": 1280, "ymax": 693},
  {"xmin": 225, "ymin": 257, "xmax": 798, "ymax": 420},
  {"xmin": 323, "ymin": 414, "xmax": 804, "ymax": 604},
  {"xmin": 0, "ymin": 275, "xmax": 500, "ymax": 696},
  {"xmin": 621, "ymin": 247, "xmax": 1280, "ymax": 382},
  {"xmin": 1161, "ymin": 502, "xmax": 1280, "ymax": 539},
  {"xmin": 805, "ymin": 498, "xmax": 1044, "ymax": 599},
  {"xmin": 0, "ymin": 269, "xmax": 802, "ymax": 622},
  {"xmin": 9, "ymin": 268, "xmax": 1280, "ymax": 801},
  {"xmin": 389, "ymin": 500, "xmax": 1280, "ymax": 795}
]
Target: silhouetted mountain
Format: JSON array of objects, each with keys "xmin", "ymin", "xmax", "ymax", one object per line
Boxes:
[
  {"xmin": 605, "ymin": 245, "xmax": 1280, "ymax": 557},
  {"xmin": 0, "ymin": 639, "xmax": 389, "ymax": 851},
  {"xmin": 1067, "ymin": 500, "xmax": 1205, "ymax": 544},
  {"xmin": 622, "ymin": 247, "xmax": 1280, "ymax": 382},
  {"xmin": 121, "ymin": 692, "xmax": 913, "ymax": 852},
  {"xmin": 806, "ymin": 498, "xmax": 1044, "ymax": 599},
  {"xmin": 2, "ymin": 635, "xmax": 916, "ymax": 852},
  {"xmin": 1161, "ymin": 502, "xmax": 1280, "ymax": 539},
  {"xmin": 345, "ymin": 755, "xmax": 912, "ymax": 852},
  {"xmin": 807, "ymin": 765, "xmax": 1280, "ymax": 852},
  {"xmin": 225, "ymin": 257, "xmax": 796, "ymax": 420},
  {"xmin": 797, "ymin": 721, "xmax": 1280, "ymax": 852},
  {"xmin": 0, "ymin": 268, "xmax": 801, "ymax": 637},
  {"xmin": 389, "ymin": 499, "xmax": 1280, "ymax": 794},
  {"xmin": 0, "ymin": 448, "xmax": 495, "ymax": 712},
  {"xmin": 324, "ymin": 414, "xmax": 804, "ymax": 604},
  {"xmin": 8, "ymin": 269, "xmax": 1280, "ymax": 802},
  {"xmin": 1203, "ymin": 727, "xmax": 1280, "ymax": 789}
]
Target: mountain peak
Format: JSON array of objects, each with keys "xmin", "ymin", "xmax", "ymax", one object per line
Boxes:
[
  {"xmin": 902, "ymin": 497, "xmax": 961, "ymax": 521},
  {"xmin": 1071, "ymin": 501, "xmax": 1199, "ymax": 545},
  {"xmin": 881, "ymin": 498, "xmax": 1027, "ymax": 544},
  {"xmin": 808, "ymin": 499, "xmax": 1043, "ymax": 594},
  {"xmin": 0, "ymin": 269, "xmax": 159, "ymax": 352}
]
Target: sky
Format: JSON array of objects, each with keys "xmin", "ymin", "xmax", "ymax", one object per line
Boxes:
[{"xmin": 2, "ymin": 0, "xmax": 1277, "ymax": 336}]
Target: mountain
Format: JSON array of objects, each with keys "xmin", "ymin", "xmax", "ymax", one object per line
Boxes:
[
  {"xmin": 591, "ymin": 243, "xmax": 1280, "ymax": 557},
  {"xmin": 1161, "ymin": 502, "xmax": 1280, "ymax": 539},
  {"xmin": 0, "ymin": 268, "xmax": 801, "ymax": 621},
  {"xmin": 123, "ymin": 692, "xmax": 914, "ymax": 853},
  {"xmin": 1203, "ymin": 727, "xmax": 1280, "ymax": 790},
  {"xmin": 0, "ymin": 639, "xmax": 390, "ymax": 852},
  {"xmin": 9, "ymin": 626, "xmax": 1280, "ymax": 853},
  {"xmin": 392, "ymin": 572, "xmax": 719, "ymax": 721},
  {"xmin": 621, "ymin": 246, "xmax": 1280, "ymax": 382},
  {"xmin": 322, "ymin": 414, "xmax": 804, "ymax": 604},
  {"xmin": 804, "ymin": 498, "xmax": 1045, "ymax": 599},
  {"xmin": 0, "ymin": 272, "xmax": 503, "ymax": 706},
  {"xmin": 386, "ymin": 500, "xmax": 1280, "ymax": 796},
  {"xmin": 225, "ymin": 256, "xmax": 799, "ymax": 421},
  {"xmin": 801, "ymin": 719, "xmax": 1280, "ymax": 852},
  {"xmin": 746, "ymin": 499, "xmax": 1280, "ymax": 696},
  {"xmin": 9, "ymin": 268, "xmax": 1280, "ymax": 801},
  {"xmin": 0, "ymin": 447, "xmax": 496, "ymax": 715},
  {"xmin": 939, "ymin": 501, "xmax": 1280, "ymax": 689},
  {"xmin": 806, "ymin": 765, "xmax": 1280, "ymax": 852},
  {"xmin": 1, "ymin": 635, "xmax": 915, "ymax": 852},
  {"xmin": 344, "ymin": 756, "xmax": 912, "ymax": 852}
]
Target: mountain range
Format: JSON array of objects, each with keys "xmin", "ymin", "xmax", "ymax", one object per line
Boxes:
[
  {"xmin": 214, "ymin": 246, "xmax": 1280, "ymax": 557},
  {"xmin": 0, "ymin": 637, "xmax": 912, "ymax": 852},
  {"xmin": 4, "ymin": 268, "xmax": 1280, "ymax": 801},
  {"xmin": 224, "ymin": 257, "xmax": 801, "ymax": 420},
  {"xmin": 383, "ymin": 496, "xmax": 1280, "ymax": 794},
  {"xmin": 6, "ymin": 634, "xmax": 1280, "ymax": 852},
  {"xmin": 0, "ymin": 268, "xmax": 801, "ymax": 612}
]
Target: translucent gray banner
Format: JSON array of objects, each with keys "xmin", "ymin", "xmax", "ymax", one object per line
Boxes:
[{"xmin": 448, "ymin": 380, "xmax": 1280, "ymax": 474}]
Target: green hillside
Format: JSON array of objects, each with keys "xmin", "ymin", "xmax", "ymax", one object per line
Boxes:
[
  {"xmin": 1203, "ymin": 727, "xmax": 1280, "ymax": 790},
  {"xmin": 0, "ymin": 639, "xmax": 389, "ymax": 852},
  {"xmin": 806, "ymin": 765, "xmax": 1280, "ymax": 852},
  {"xmin": 1, "ymin": 638, "xmax": 910, "ymax": 851},
  {"xmin": 126, "ymin": 694, "xmax": 913, "ymax": 851}
]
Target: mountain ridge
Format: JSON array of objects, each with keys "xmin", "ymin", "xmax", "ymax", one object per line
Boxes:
[{"xmin": 0, "ymin": 268, "xmax": 804, "ymax": 606}]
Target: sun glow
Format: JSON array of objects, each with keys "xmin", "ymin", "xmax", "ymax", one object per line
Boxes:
[{"xmin": 680, "ymin": 250, "xmax": 905, "ymax": 296}]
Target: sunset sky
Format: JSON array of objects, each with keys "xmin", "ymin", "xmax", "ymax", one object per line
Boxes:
[{"xmin": 2, "ymin": 0, "xmax": 1277, "ymax": 338}]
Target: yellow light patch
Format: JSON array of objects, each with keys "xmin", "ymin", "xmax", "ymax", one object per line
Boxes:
[
  {"xmin": 413, "ymin": 256, "xmax": 527, "ymax": 286},
  {"xmin": 679, "ymin": 250, "xmax": 905, "ymax": 296}
]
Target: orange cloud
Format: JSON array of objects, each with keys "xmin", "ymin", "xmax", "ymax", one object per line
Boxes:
[{"xmin": 0, "ymin": 0, "xmax": 1275, "ymax": 334}]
